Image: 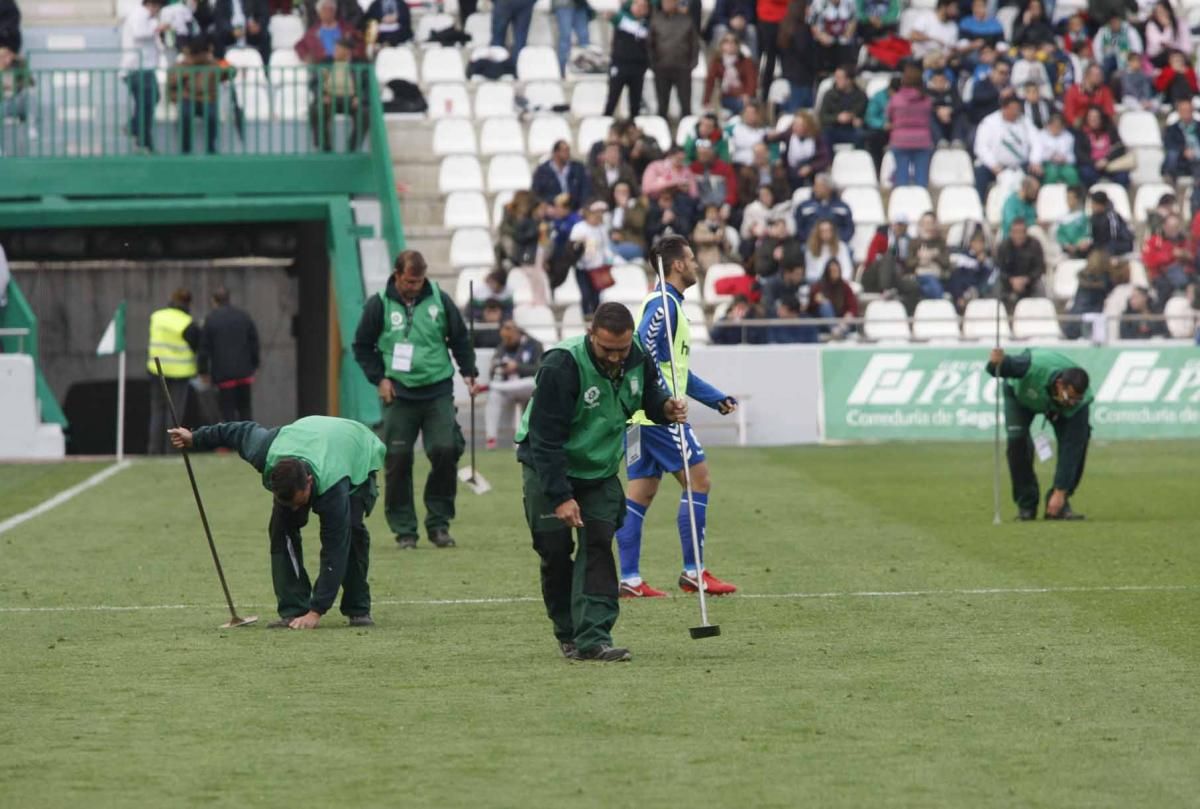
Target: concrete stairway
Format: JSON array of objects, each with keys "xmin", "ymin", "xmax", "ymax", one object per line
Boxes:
[
  {"xmin": 21, "ymin": 0, "xmax": 118, "ymax": 31},
  {"xmin": 387, "ymin": 120, "xmax": 455, "ymax": 284}
]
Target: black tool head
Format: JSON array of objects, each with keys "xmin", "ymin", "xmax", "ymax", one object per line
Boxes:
[{"xmin": 689, "ymin": 624, "xmax": 721, "ymax": 639}]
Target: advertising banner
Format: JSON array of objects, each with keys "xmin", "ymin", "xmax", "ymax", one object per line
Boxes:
[{"xmin": 821, "ymin": 346, "xmax": 1200, "ymax": 441}]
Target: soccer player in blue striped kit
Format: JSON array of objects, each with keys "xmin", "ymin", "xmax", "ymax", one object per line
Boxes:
[{"xmin": 615, "ymin": 235, "xmax": 740, "ymax": 598}]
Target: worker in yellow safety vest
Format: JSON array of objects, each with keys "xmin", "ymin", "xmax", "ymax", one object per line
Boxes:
[{"xmin": 147, "ymin": 287, "xmax": 201, "ymax": 454}]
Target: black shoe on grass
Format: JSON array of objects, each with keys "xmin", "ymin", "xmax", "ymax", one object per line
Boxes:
[
  {"xmin": 395, "ymin": 534, "xmax": 418, "ymax": 549},
  {"xmin": 348, "ymin": 614, "xmax": 374, "ymax": 627},
  {"xmin": 1017, "ymin": 509, "xmax": 1037, "ymax": 521},
  {"xmin": 559, "ymin": 641, "xmax": 580, "ymax": 660},
  {"xmin": 576, "ymin": 644, "xmax": 632, "ymax": 662},
  {"xmin": 429, "ymin": 528, "xmax": 457, "ymax": 548}
]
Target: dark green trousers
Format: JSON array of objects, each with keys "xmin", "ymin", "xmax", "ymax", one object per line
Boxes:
[
  {"xmin": 381, "ymin": 394, "xmax": 465, "ymax": 537},
  {"xmin": 1004, "ymin": 387, "xmax": 1091, "ymax": 512},
  {"xmin": 268, "ymin": 477, "xmax": 376, "ymax": 619},
  {"xmin": 521, "ymin": 464, "xmax": 625, "ymax": 653}
]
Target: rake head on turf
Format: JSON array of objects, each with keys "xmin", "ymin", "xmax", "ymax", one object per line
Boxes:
[{"xmin": 690, "ymin": 624, "xmax": 722, "ymax": 639}]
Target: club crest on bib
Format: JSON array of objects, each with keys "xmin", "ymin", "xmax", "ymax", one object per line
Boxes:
[
  {"xmin": 630, "ymin": 376, "xmax": 639, "ymax": 396},
  {"xmin": 428, "ymin": 304, "xmax": 440, "ymax": 321},
  {"xmin": 390, "ymin": 311, "xmax": 404, "ymax": 329},
  {"xmin": 583, "ymin": 385, "xmax": 601, "ymax": 407}
]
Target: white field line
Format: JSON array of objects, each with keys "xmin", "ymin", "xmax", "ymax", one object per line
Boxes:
[
  {"xmin": 0, "ymin": 461, "xmax": 132, "ymax": 537},
  {"xmin": 0, "ymin": 584, "xmax": 1196, "ymax": 615}
]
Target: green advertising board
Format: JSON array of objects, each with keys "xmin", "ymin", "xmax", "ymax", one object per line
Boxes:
[{"xmin": 821, "ymin": 345, "xmax": 1200, "ymax": 441}]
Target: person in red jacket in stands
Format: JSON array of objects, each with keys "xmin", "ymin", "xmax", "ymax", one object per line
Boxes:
[
  {"xmin": 756, "ymin": 0, "xmax": 789, "ymax": 101},
  {"xmin": 1153, "ymin": 49, "xmax": 1199, "ymax": 101},
  {"xmin": 295, "ymin": 0, "xmax": 364, "ymax": 62},
  {"xmin": 1142, "ymin": 212, "xmax": 1195, "ymax": 302},
  {"xmin": 1063, "ymin": 63, "xmax": 1115, "ymax": 126}
]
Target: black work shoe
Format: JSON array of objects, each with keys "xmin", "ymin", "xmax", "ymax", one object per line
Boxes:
[
  {"xmin": 395, "ymin": 534, "xmax": 418, "ymax": 549},
  {"xmin": 559, "ymin": 641, "xmax": 580, "ymax": 660},
  {"xmin": 1045, "ymin": 507, "xmax": 1085, "ymax": 521},
  {"xmin": 1017, "ymin": 509, "xmax": 1038, "ymax": 521},
  {"xmin": 576, "ymin": 644, "xmax": 632, "ymax": 662},
  {"xmin": 348, "ymin": 614, "xmax": 374, "ymax": 627},
  {"xmin": 429, "ymin": 528, "xmax": 457, "ymax": 548},
  {"xmin": 267, "ymin": 618, "xmax": 293, "ymax": 629}
]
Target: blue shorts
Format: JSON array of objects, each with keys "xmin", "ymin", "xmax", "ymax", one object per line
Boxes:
[{"xmin": 625, "ymin": 423, "xmax": 706, "ymax": 480}]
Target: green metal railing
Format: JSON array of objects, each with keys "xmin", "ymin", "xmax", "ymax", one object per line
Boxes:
[{"xmin": 0, "ymin": 63, "xmax": 380, "ymax": 158}]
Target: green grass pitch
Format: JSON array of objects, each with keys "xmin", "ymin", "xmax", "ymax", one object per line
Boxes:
[{"xmin": 1, "ymin": 442, "xmax": 1198, "ymax": 808}]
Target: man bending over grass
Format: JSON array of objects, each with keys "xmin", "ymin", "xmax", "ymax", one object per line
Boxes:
[{"xmin": 168, "ymin": 416, "xmax": 385, "ymax": 629}]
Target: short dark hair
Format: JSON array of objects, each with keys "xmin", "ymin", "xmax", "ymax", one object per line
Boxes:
[
  {"xmin": 212, "ymin": 286, "xmax": 230, "ymax": 305},
  {"xmin": 394, "ymin": 250, "xmax": 427, "ymax": 276},
  {"xmin": 270, "ymin": 458, "xmax": 310, "ymax": 505},
  {"xmin": 591, "ymin": 302, "xmax": 635, "ymax": 335},
  {"xmin": 649, "ymin": 234, "xmax": 690, "ymax": 275},
  {"xmin": 1059, "ymin": 367, "xmax": 1090, "ymax": 394}
]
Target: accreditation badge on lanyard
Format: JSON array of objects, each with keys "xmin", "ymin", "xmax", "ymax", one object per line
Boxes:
[
  {"xmin": 1034, "ymin": 433, "xmax": 1053, "ymax": 463},
  {"xmin": 391, "ymin": 342, "xmax": 414, "ymax": 373},
  {"xmin": 626, "ymin": 425, "xmax": 642, "ymax": 464}
]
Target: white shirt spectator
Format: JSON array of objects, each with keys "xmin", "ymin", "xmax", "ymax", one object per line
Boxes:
[
  {"xmin": 974, "ymin": 108, "xmax": 1037, "ymax": 171},
  {"xmin": 120, "ymin": 3, "xmax": 162, "ymax": 70},
  {"xmin": 725, "ymin": 119, "xmax": 768, "ymax": 165},
  {"xmin": 1012, "ymin": 58, "xmax": 1052, "ymax": 99},
  {"xmin": 1031, "ymin": 127, "xmax": 1076, "ymax": 165},
  {"xmin": 569, "ymin": 220, "xmax": 615, "ymax": 269},
  {"xmin": 804, "ymin": 241, "xmax": 853, "ymax": 283},
  {"xmin": 910, "ymin": 9, "xmax": 958, "ymax": 59}
]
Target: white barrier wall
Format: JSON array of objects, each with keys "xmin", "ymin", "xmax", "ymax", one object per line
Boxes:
[{"xmin": 0, "ymin": 355, "xmax": 66, "ymax": 460}]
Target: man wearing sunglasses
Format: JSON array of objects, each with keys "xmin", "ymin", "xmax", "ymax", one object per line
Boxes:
[
  {"xmin": 168, "ymin": 416, "xmax": 385, "ymax": 629},
  {"xmin": 987, "ymin": 348, "xmax": 1092, "ymax": 521}
]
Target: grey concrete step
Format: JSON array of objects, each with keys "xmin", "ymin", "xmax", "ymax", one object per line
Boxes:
[
  {"xmin": 398, "ymin": 194, "xmax": 445, "ymax": 228},
  {"xmin": 402, "ymin": 225, "xmax": 452, "ymax": 272}
]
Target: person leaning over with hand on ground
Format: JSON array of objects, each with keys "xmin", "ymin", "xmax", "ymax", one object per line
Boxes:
[
  {"xmin": 516, "ymin": 302, "xmax": 688, "ymax": 662},
  {"xmin": 615, "ymin": 235, "xmax": 739, "ymax": 599},
  {"xmin": 167, "ymin": 416, "xmax": 385, "ymax": 628},
  {"xmin": 986, "ymin": 347, "xmax": 1093, "ymax": 521},
  {"xmin": 352, "ymin": 250, "xmax": 478, "ymax": 550}
]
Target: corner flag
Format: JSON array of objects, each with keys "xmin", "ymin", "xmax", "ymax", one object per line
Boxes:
[{"xmin": 97, "ymin": 302, "xmax": 126, "ymax": 356}]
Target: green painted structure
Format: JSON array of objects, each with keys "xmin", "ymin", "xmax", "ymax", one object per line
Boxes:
[{"xmin": 0, "ymin": 65, "xmax": 403, "ymax": 427}]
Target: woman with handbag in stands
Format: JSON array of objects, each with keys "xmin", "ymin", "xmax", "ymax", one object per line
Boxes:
[{"xmin": 569, "ymin": 200, "xmax": 618, "ymax": 316}]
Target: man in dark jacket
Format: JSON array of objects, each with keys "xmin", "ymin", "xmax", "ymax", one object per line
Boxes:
[
  {"xmin": 604, "ymin": 0, "xmax": 651, "ymax": 117},
  {"xmin": 965, "ymin": 59, "xmax": 1011, "ymax": 127},
  {"xmin": 645, "ymin": 187, "xmax": 698, "ymax": 244},
  {"xmin": 212, "ymin": 0, "xmax": 271, "ymax": 63},
  {"xmin": 352, "ymin": 250, "xmax": 478, "ymax": 549},
  {"xmin": 363, "ymin": 0, "xmax": 413, "ymax": 47},
  {"xmin": 532, "ymin": 139, "xmax": 592, "ymax": 209},
  {"xmin": 1089, "ymin": 190, "xmax": 1134, "ymax": 255},
  {"xmin": 589, "ymin": 142, "xmax": 639, "ymax": 205},
  {"xmin": 200, "ymin": 286, "xmax": 260, "ymax": 422},
  {"xmin": 995, "ymin": 218, "xmax": 1045, "ymax": 309},
  {"xmin": 650, "ymin": 0, "xmax": 700, "ymax": 118},
  {"xmin": 794, "ymin": 173, "xmax": 854, "ymax": 242},
  {"xmin": 817, "ymin": 65, "xmax": 867, "ymax": 147},
  {"xmin": 1162, "ymin": 98, "xmax": 1200, "ymax": 212},
  {"xmin": 0, "ymin": 0, "xmax": 20, "ymax": 52},
  {"xmin": 483, "ymin": 320, "xmax": 542, "ymax": 449}
]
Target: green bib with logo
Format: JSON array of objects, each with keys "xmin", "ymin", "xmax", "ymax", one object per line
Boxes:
[
  {"xmin": 376, "ymin": 281, "xmax": 454, "ymax": 388},
  {"xmin": 630, "ymin": 289, "xmax": 688, "ymax": 426},
  {"xmin": 1009, "ymin": 349, "xmax": 1094, "ymax": 417},
  {"xmin": 264, "ymin": 416, "xmax": 386, "ymax": 496},
  {"xmin": 516, "ymin": 335, "xmax": 646, "ymax": 480}
]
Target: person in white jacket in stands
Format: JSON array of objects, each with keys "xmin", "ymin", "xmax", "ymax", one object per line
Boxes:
[
  {"xmin": 973, "ymin": 95, "xmax": 1038, "ymax": 200},
  {"xmin": 1030, "ymin": 111, "xmax": 1080, "ymax": 186}
]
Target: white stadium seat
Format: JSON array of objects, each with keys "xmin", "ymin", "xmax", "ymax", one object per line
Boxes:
[
  {"xmin": 427, "ymin": 83, "xmax": 472, "ymax": 118},
  {"xmin": 514, "ymin": 304, "xmax": 559, "ymax": 343},
  {"xmin": 225, "ymin": 47, "xmax": 266, "ymax": 84},
  {"xmin": 524, "ymin": 81, "xmax": 567, "ymax": 110},
  {"xmin": 449, "ymin": 228, "xmax": 495, "ymax": 267},
  {"xmin": 1133, "ymin": 182, "xmax": 1175, "ymax": 224},
  {"xmin": 516, "ymin": 46, "xmax": 560, "ymax": 80},
  {"xmin": 443, "ymin": 191, "xmax": 490, "ymax": 229},
  {"xmin": 455, "ymin": 267, "xmax": 491, "ymax": 306},
  {"xmin": 1131, "ymin": 146, "xmax": 1165, "ymax": 185},
  {"xmin": 415, "ymin": 12, "xmax": 458, "ymax": 44},
  {"xmin": 432, "ymin": 118, "xmax": 478, "ymax": 155},
  {"xmin": 912, "ymin": 299, "xmax": 960, "ymax": 341},
  {"xmin": 842, "ymin": 187, "xmax": 886, "ymax": 226},
  {"xmin": 929, "ymin": 148, "xmax": 974, "ymax": 188},
  {"xmin": 479, "ymin": 116, "xmax": 525, "ymax": 155},
  {"xmin": 831, "ymin": 150, "xmax": 878, "ymax": 188},
  {"xmin": 1164, "ymin": 295, "xmax": 1197, "ymax": 338},
  {"xmin": 506, "ymin": 269, "xmax": 535, "ymax": 304},
  {"xmin": 985, "ymin": 184, "xmax": 1008, "ymax": 226},
  {"xmin": 600, "ymin": 264, "xmax": 649, "ymax": 304},
  {"xmin": 683, "ymin": 302, "xmax": 709, "ymax": 344},
  {"xmin": 1117, "ymin": 110, "xmax": 1162, "ymax": 148},
  {"xmin": 375, "ymin": 46, "xmax": 418, "ymax": 83},
  {"xmin": 464, "ymin": 11, "xmax": 492, "ymax": 46},
  {"xmin": 438, "ymin": 155, "xmax": 484, "ymax": 193},
  {"xmin": 863, "ymin": 300, "xmax": 911, "ymax": 341},
  {"xmin": 675, "ymin": 114, "xmax": 699, "ymax": 146},
  {"xmin": 1104, "ymin": 283, "xmax": 1133, "ymax": 319},
  {"xmin": 879, "ymin": 150, "xmax": 896, "ymax": 189},
  {"xmin": 570, "ymin": 81, "xmax": 610, "ymax": 118},
  {"xmin": 486, "ymin": 153, "xmax": 532, "ymax": 193},
  {"xmin": 1012, "ymin": 297, "xmax": 1062, "ymax": 339},
  {"xmin": 962, "ymin": 298, "xmax": 1013, "ymax": 340},
  {"xmin": 936, "ymin": 185, "xmax": 984, "ymax": 225},
  {"xmin": 474, "ymin": 81, "xmax": 515, "ymax": 119},
  {"xmin": 241, "ymin": 84, "xmax": 273, "ymax": 121},
  {"xmin": 703, "ymin": 263, "xmax": 746, "ymax": 304},
  {"xmin": 422, "ymin": 48, "xmax": 467, "ymax": 83},
  {"xmin": 560, "ymin": 305, "xmax": 587, "ymax": 338},
  {"xmin": 887, "ymin": 186, "xmax": 934, "ymax": 223},
  {"xmin": 576, "ymin": 115, "xmax": 613, "ymax": 155},
  {"xmin": 269, "ymin": 14, "xmax": 304, "ymax": 50},
  {"xmin": 1036, "ymin": 183, "xmax": 1069, "ymax": 223},
  {"xmin": 1053, "ymin": 258, "xmax": 1086, "ymax": 301},
  {"xmin": 1127, "ymin": 259, "xmax": 1149, "ymax": 287},
  {"xmin": 527, "ymin": 116, "xmax": 573, "ymax": 156},
  {"xmin": 491, "ymin": 190, "xmax": 515, "ymax": 233},
  {"xmin": 270, "ymin": 48, "xmax": 301, "ymax": 69},
  {"xmin": 635, "ymin": 115, "xmax": 672, "ymax": 151}
]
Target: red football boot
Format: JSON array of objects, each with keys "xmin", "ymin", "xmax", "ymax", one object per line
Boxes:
[
  {"xmin": 678, "ymin": 570, "xmax": 737, "ymax": 595},
  {"xmin": 619, "ymin": 580, "xmax": 668, "ymax": 598}
]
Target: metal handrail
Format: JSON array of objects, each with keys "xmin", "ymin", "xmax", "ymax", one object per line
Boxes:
[{"xmin": 0, "ymin": 327, "xmax": 31, "ymax": 353}]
